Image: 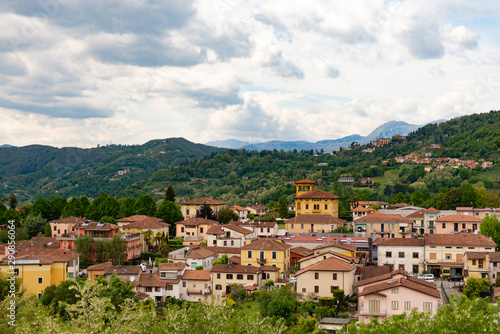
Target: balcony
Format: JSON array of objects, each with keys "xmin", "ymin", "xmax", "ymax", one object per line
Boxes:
[
  {"xmin": 359, "ymin": 308, "xmax": 387, "ymax": 317},
  {"xmin": 187, "ymin": 289, "xmax": 212, "ymax": 295},
  {"xmin": 399, "ymin": 228, "xmax": 411, "ymax": 234},
  {"xmin": 428, "ymin": 223, "xmax": 435, "ymax": 228}
]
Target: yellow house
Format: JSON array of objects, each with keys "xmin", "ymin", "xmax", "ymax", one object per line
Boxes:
[
  {"xmin": 179, "ymin": 197, "xmax": 227, "ymax": 219},
  {"xmin": 240, "ymin": 238, "xmax": 292, "ymax": 273},
  {"xmin": 285, "ymin": 214, "xmax": 345, "ymax": 234},
  {"xmin": 312, "ymin": 243, "xmax": 358, "ymax": 258},
  {"xmin": 0, "ymin": 249, "xmax": 80, "ymax": 297},
  {"xmin": 293, "ymin": 180, "xmax": 339, "ymax": 217},
  {"xmin": 176, "ymin": 217, "xmax": 218, "ymax": 245},
  {"xmin": 118, "ymin": 215, "xmax": 170, "ymax": 251},
  {"xmin": 210, "ymin": 264, "xmax": 261, "ymax": 305},
  {"xmin": 464, "ymin": 252, "xmax": 490, "ymax": 281}
]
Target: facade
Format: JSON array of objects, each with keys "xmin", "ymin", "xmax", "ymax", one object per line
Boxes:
[
  {"xmin": 176, "ymin": 217, "xmax": 218, "ymax": 245},
  {"xmin": 86, "ymin": 262, "xmax": 113, "ymax": 281},
  {"xmin": 463, "ymin": 252, "xmax": 490, "ymax": 281},
  {"xmin": 49, "ymin": 217, "xmax": 88, "ymax": 237},
  {"xmin": 352, "ymin": 207, "xmax": 376, "ymax": 221},
  {"xmin": 290, "ymin": 246, "xmax": 314, "ymax": 267},
  {"xmin": 407, "ymin": 210, "xmax": 426, "ymax": 236},
  {"xmin": 299, "ymin": 251, "xmax": 358, "ymax": 270},
  {"xmin": 236, "ymin": 221, "xmax": 279, "ymax": 238},
  {"xmin": 158, "ymin": 262, "xmax": 187, "ymax": 299},
  {"xmin": 422, "ymin": 208, "xmax": 440, "ymax": 234},
  {"xmin": 351, "ymin": 201, "xmax": 390, "ymax": 210},
  {"xmin": 295, "ymin": 257, "xmax": 357, "ymax": 298},
  {"xmin": 375, "ymin": 238, "xmax": 425, "ymax": 275},
  {"xmin": 179, "ymin": 197, "xmax": 227, "ymax": 219},
  {"xmin": 206, "ymin": 223, "xmax": 252, "ymax": 248},
  {"xmin": 456, "ymin": 207, "xmax": 498, "ymax": 219},
  {"xmin": 488, "ymin": 252, "xmax": 500, "ymax": 284},
  {"xmin": 186, "ymin": 245, "xmax": 218, "ymax": 270},
  {"xmin": 435, "ymin": 215, "xmax": 482, "ymax": 234},
  {"xmin": 294, "ymin": 186, "xmax": 340, "ymax": 217},
  {"xmin": 118, "ymin": 215, "xmax": 170, "ymax": 252},
  {"xmin": 137, "ymin": 271, "xmax": 168, "ymax": 303},
  {"xmin": 230, "ymin": 205, "xmax": 248, "ymax": 222},
  {"xmin": 210, "ymin": 264, "xmax": 261, "ymax": 304},
  {"xmin": 240, "ymin": 238, "xmax": 292, "ymax": 274},
  {"xmin": 285, "ymin": 214, "xmax": 345, "ymax": 233},
  {"xmin": 424, "ymin": 233, "xmax": 496, "ymax": 277},
  {"xmin": 182, "ymin": 269, "xmax": 212, "ymax": 302},
  {"xmin": 312, "ymin": 243, "xmax": 357, "ymax": 258},
  {"xmin": 355, "ymin": 213, "xmax": 413, "ymax": 238},
  {"xmin": 246, "ymin": 204, "xmax": 269, "ymax": 216}
]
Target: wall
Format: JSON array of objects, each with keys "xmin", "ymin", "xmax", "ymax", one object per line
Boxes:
[{"xmin": 296, "ymin": 268, "xmax": 355, "ymax": 298}]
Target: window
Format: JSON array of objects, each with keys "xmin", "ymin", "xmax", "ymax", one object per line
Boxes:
[
  {"xmin": 445, "ymin": 253, "xmax": 452, "ymax": 260},
  {"xmin": 413, "ymin": 252, "xmax": 419, "ymax": 258},
  {"xmin": 325, "ymin": 205, "xmax": 328, "ymax": 210},
  {"xmin": 445, "ymin": 246, "xmax": 452, "ymax": 249},
  {"xmin": 331, "ymin": 286, "xmax": 339, "ymax": 293},
  {"xmin": 314, "ymin": 286, "xmax": 319, "ymax": 293},
  {"xmin": 302, "ymin": 288, "xmax": 306, "ymax": 293},
  {"xmin": 13, "ymin": 269, "xmax": 19, "ymax": 276},
  {"xmin": 186, "ymin": 209, "xmax": 190, "ymax": 216},
  {"xmin": 399, "ymin": 252, "xmax": 404, "ymax": 258},
  {"xmin": 369, "ymin": 300, "xmax": 380, "ymax": 314},
  {"xmin": 160, "ymin": 272, "xmax": 166, "ymax": 278},
  {"xmin": 315, "ymin": 273, "xmax": 319, "ymax": 279},
  {"xmin": 391, "ymin": 301, "xmax": 399, "ymax": 310},
  {"xmin": 313, "ymin": 204, "xmax": 319, "ymax": 210},
  {"xmin": 398, "ymin": 264, "xmax": 405, "ymax": 270},
  {"xmin": 183, "ymin": 282, "xmax": 186, "ymax": 288},
  {"xmin": 301, "ymin": 224, "xmax": 304, "ymax": 230},
  {"xmin": 215, "ymin": 284, "xmax": 222, "ymax": 290},
  {"xmin": 223, "ymin": 241, "xmax": 227, "ymax": 246},
  {"xmin": 306, "ymin": 204, "xmax": 309, "ymax": 210},
  {"xmin": 247, "ymin": 275, "xmax": 254, "ymax": 280},
  {"xmin": 146, "ymin": 287, "xmax": 153, "ymax": 292},
  {"xmin": 200, "ymin": 227, "xmax": 203, "ymax": 233},
  {"xmin": 494, "ymin": 263, "xmax": 498, "ymax": 268},
  {"xmin": 267, "ymin": 228, "xmax": 270, "ymax": 233},
  {"xmin": 53, "ymin": 226, "xmax": 56, "ymax": 231},
  {"xmin": 423, "ymin": 302, "xmax": 432, "ymax": 312},
  {"xmin": 430, "ymin": 253, "xmax": 436, "ymax": 260},
  {"xmin": 404, "ymin": 301, "xmax": 411, "ymax": 310},
  {"xmin": 57, "ymin": 229, "xmax": 60, "ymax": 234},
  {"xmin": 166, "ymin": 284, "xmax": 173, "ymax": 290},
  {"xmin": 468, "ymin": 247, "xmax": 475, "ymax": 249},
  {"xmin": 248, "ymin": 263, "xmax": 252, "ymax": 266},
  {"xmin": 272, "ymin": 251, "xmax": 277, "ymax": 259},
  {"xmin": 462, "ymin": 223, "xmax": 466, "ymax": 229},
  {"xmin": 38, "ymin": 277, "xmax": 43, "ymax": 284},
  {"xmin": 386, "ymin": 252, "xmax": 392, "ymax": 258},
  {"xmin": 181, "ymin": 227, "xmax": 185, "ymax": 232},
  {"xmin": 247, "ymin": 251, "xmax": 252, "ymax": 258},
  {"xmin": 226, "ymin": 274, "xmax": 233, "ymax": 279},
  {"xmin": 155, "ymin": 287, "xmax": 161, "ymax": 292},
  {"xmin": 332, "ymin": 273, "xmax": 337, "ymax": 280},
  {"xmin": 391, "ymin": 287, "xmax": 399, "ymax": 294},
  {"xmin": 237, "ymin": 274, "xmax": 243, "ymax": 280},
  {"xmin": 472, "ymin": 260, "xmax": 476, "ymax": 265},
  {"xmin": 291, "ymin": 223, "xmax": 294, "ymax": 229},
  {"xmin": 217, "ymin": 273, "xmax": 221, "ymax": 279}
]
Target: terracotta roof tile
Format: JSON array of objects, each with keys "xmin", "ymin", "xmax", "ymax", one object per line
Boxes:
[
  {"xmin": 285, "ymin": 214, "xmax": 345, "ymax": 224},
  {"xmin": 294, "ymin": 179, "xmax": 316, "ymax": 184},
  {"xmin": 298, "ymin": 251, "xmax": 358, "ymax": 264},
  {"xmin": 465, "ymin": 252, "xmax": 487, "ymax": 260},
  {"xmin": 357, "ymin": 269, "xmax": 408, "ymax": 287},
  {"xmin": 135, "ymin": 292, "xmax": 150, "ymax": 300},
  {"xmin": 359, "ymin": 277, "xmax": 440, "ymax": 298},
  {"xmin": 74, "ymin": 221, "xmax": 120, "ymax": 230},
  {"xmin": 158, "ymin": 262, "xmax": 187, "ymax": 271},
  {"xmin": 355, "ymin": 213, "xmax": 413, "ymax": 223},
  {"xmin": 406, "ymin": 210, "xmax": 425, "ymax": 219},
  {"xmin": 313, "ymin": 242, "xmax": 357, "ymax": 252},
  {"xmin": 228, "ymin": 256, "xmax": 241, "ymax": 264},
  {"xmin": 352, "ymin": 207, "xmax": 376, "ymax": 213},
  {"xmin": 87, "ymin": 262, "xmax": 113, "ymax": 271},
  {"xmin": 360, "ymin": 266, "xmax": 391, "ymax": 280},
  {"xmin": 294, "ymin": 189, "xmax": 339, "ymax": 200},
  {"xmin": 291, "ymin": 246, "xmax": 314, "ymax": 257},
  {"xmin": 187, "ymin": 247, "xmax": 216, "ymax": 259},
  {"xmin": 236, "ymin": 221, "xmax": 277, "ymax": 228},
  {"xmin": 206, "ymin": 223, "xmax": 252, "ymax": 235},
  {"xmin": 182, "ymin": 269, "xmax": 211, "ymax": 280},
  {"xmin": 179, "ymin": 217, "xmax": 219, "ymax": 227},
  {"xmin": 200, "ymin": 246, "xmax": 241, "ymax": 255},
  {"xmin": 436, "ymin": 215, "xmax": 482, "ymax": 222},
  {"xmin": 49, "ymin": 217, "xmax": 89, "ymax": 224},
  {"xmin": 119, "ymin": 215, "xmax": 170, "ymax": 228},
  {"xmin": 138, "ymin": 272, "xmax": 167, "ymax": 287},
  {"xmin": 104, "ymin": 265, "xmax": 141, "ymax": 275},
  {"xmin": 489, "ymin": 252, "xmax": 500, "ymax": 263},
  {"xmin": 295, "ymin": 257, "xmax": 355, "ymax": 276},
  {"xmin": 423, "ymin": 207, "xmax": 440, "ymax": 213},
  {"xmin": 260, "ymin": 265, "xmax": 280, "ymax": 271},
  {"xmin": 424, "ymin": 233, "xmax": 496, "ymax": 247},
  {"xmin": 241, "ymin": 238, "xmax": 292, "ymax": 251}
]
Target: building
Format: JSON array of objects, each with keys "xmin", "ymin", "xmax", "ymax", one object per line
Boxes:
[
  {"xmin": 354, "ymin": 213, "xmax": 413, "ymax": 238},
  {"xmin": 240, "ymin": 238, "xmax": 292, "ymax": 274},
  {"xmin": 352, "ymin": 207, "xmax": 377, "ymax": 221},
  {"xmin": 157, "ymin": 262, "xmax": 187, "ymax": 300},
  {"xmin": 407, "ymin": 210, "xmax": 426, "ymax": 236},
  {"xmin": 351, "ymin": 201, "xmax": 389, "ymax": 210},
  {"xmin": 118, "ymin": 215, "xmax": 170, "ymax": 251},
  {"xmin": 0, "ymin": 245, "xmax": 80, "ymax": 296},
  {"xmin": 290, "ymin": 246, "xmax": 314, "ymax": 267},
  {"xmin": 293, "ymin": 179, "xmax": 340, "ymax": 217},
  {"xmin": 176, "ymin": 217, "xmax": 218, "ymax": 245},
  {"xmin": 374, "ymin": 238, "xmax": 425, "ymax": 275},
  {"xmin": 436, "ymin": 215, "xmax": 482, "ymax": 234},
  {"xmin": 337, "ymin": 177, "xmax": 355, "ymax": 186},
  {"xmin": 421, "ymin": 208, "xmax": 440, "ymax": 234},
  {"xmin": 185, "ymin": 245, "xmax": 218, "ymax": 270},
  {"xmin": 424, "ymin": 233, "xmax": 496, "ymax": 277},
  {"xmin": 86, "ymin": 262, "xmax": 113, "ymax": 281},
  {"xmin": 49, "ymin": 217, "xmax": 88, "ymax": 237},
  {"xmin": 182, "ymin": 269, "xmax": 212, "ymax": 302},
  {"xmin": 179, "ymin": 197, "xmax": 227, "ymax": 219},
  {"xmin": 280, "ymin": 235, "xmax": 370, "ymax": 253},
  {"xmin": 137, "ymin": 271, "xmax": 167, "ymax": 303},
  {"xmin": 246, "ymin": 204, "xmax": 269, "ymax": 216},
  {"xmin": 298, "ymin": 251, "xmax": 358, "ymax": 270},
  {"xmin": 295, "ymin": 257, "xmax": 357, "ymax": 297},
  {"xmin": 285, "ymin": 214, "xmax": 345, "ymax": 233},
  {"xmin": 210, "ymin": 264, "xmax": 261, "ymax": 304},
  {"xmin": 235, "ymin": 221, "xmax": 279, "ymax": 238},
  {"xmin": 456, "ymin": 207, "xmax": 499, "ymax": 220},
  {"xmin": 488, "ymin": 252, "xmax": 500, "ymax": 284},
  {"xmin": 312, "ymin": 243, "xmax": 357, "ymax": 258},
  {"xmin": 463, "ymin": 252, "xmax": 490, "ymax": 281},
  {"xmin": 229, "ymin": 205, "xmax": 248, "ymax": 221},
  {"xmin": 206, "ymin": 223, "xmax": 253, "ymax": 248},
  {"xmin": 103, "ymin": 265, "xmax": 141, "ymax": 282},
  {"xmin": 372, "ymin": 138, "xmax": 391, "ymax": 147}
]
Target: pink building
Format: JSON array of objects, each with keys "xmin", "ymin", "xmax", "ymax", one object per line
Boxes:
[
  {"xmin": 49, "ymin": 217, "xmax": 88, "ymax": 237},
  {"xmin": 436, "ymin": 215, "xmax": 482, "ymax": 234}
]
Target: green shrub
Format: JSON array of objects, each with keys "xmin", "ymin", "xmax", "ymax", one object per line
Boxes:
[
  {"xmin": 337, "ymin": 312, "xmax": 349, "ymax": 318},
  {"xmin": 195, "ymin": 265, "xmax": 203, "ymax": 270},
  {"xmin": 250, "ymin": 290, "xmax": 262, "ymax": 299},
  {"xmin": 318, "ymin": 297, "xmax": 336, "ymax": 308},
  {"xmin": 154, "ymin": 258, "xmax": 169, "ymax": 266},
  {"xmin": 226, "ymin": 298, "xmax": 236, "ymax": 308}
]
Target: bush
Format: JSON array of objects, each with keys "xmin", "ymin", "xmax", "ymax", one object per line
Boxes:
[
  {"xmin": 226, "ymin": 298, "xmax": 236, "ymax": 308},
  {"xmin": 250, "ymin": 290, "xmax": 262, "ymax": 299},
  {"xmin": 495, "ymin": 277, "xmax": 500, "ymax": 287},
  {"xmin": 443, "ymin": 275, "xmax": 450, "ymax": 280},
  {"xmin": 195, "ymin": 265, "xmax": 203, "ymax": 270},
  {"xmin": 337, "ymin": 312, "xmax": 349, "ymax": 318},
  {"xmin": 142, "ymin": 252, "xmax": 161, "ymax": 260},
  {"xmin": 318, "ymin": 297, "xmax": 336, "ymax": 308},
  {"xmin": 154, "ymin": 258, "xmax": 169, "ymax": 267}
]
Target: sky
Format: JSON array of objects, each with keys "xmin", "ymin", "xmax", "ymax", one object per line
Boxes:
[{"xmin": 0, "ymin": 0, "xmax": 499, "ymax": 148}]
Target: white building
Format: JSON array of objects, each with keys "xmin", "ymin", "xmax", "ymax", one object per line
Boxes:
[
  {"xmin": 206, "ymin": 223, "xmax": 253, "ymax": 248},
  {"xmin": 374, "ymin": 238, "xmax": 425, "ymax": 275}
]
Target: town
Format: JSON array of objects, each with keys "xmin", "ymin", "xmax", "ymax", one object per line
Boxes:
[{"xmin": 4, "ymin": 178, "xmax": 500, "ymax": 333}]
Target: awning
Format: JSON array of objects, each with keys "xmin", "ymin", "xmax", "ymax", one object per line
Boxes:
[{"xmin": 244, "ymin": 286, "xmax": 257, "ymax": 291}]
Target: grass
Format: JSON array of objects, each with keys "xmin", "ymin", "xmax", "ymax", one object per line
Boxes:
[
  {"xmin": 238, "ymin": 300, "xmax": 260, "ymax": 316},
  {"xmin": 278, "ymin": 223, "xmax": 285, "ymax": 229}
]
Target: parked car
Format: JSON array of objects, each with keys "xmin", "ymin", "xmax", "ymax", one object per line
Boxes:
[
  {"xmin": 447, "ymin": 275, "xmax": 463, "ymax": 282},
  {"xmin": 418, "ymin": 274, "xmax": 435, "ymax": 283}
]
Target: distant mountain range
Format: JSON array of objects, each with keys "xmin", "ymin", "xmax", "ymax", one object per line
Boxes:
[
  {"xmin": 0, "ymin": 144, "xmax": 14, "ymax": 149},
  {"xmin": 206, "ymin": 120, "xmax": 447, "ymax": 151}
]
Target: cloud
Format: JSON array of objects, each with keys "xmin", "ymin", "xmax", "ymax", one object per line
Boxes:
[
  {"xmin": 185, "ymin": 87, "xmax": 244, "ymax": 109},
  {"xmin": 265, "ymin": 52, "xmax": 304, "ymax": 79}
]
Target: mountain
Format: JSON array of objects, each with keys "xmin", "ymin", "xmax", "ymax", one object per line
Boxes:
[
  {"xmin": 0, "ymin": 138, "xmax": 222, "ymax": 202},
  {"xmin": 359, "ymin": 121, "xmax": 421, "ymax": 144},
  {"xmin": 0, "ymin": 144, "xmax": 14, "ymax": 149},
  {"xmin": 205, "ymin": 139, "xmax": 249, "ymax": 149}
]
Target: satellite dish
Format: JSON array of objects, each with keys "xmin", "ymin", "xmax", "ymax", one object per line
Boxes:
[{"xmin": 130, "ymin": 276, "xmax": 135, "ymax": 282}]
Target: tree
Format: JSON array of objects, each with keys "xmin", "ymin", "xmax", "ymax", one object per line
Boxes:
[
  {"xmin": 391, "ymin": 192, "xmax": 406, "ymax": 204},
  {"xmin": 40, "ymin": 280, "xmax": 80, "ymax": 318},
  {"xmin": 118, "ymin": 198, "xmax": 136, "ymax": 218},
  {"xmin": 213, "ymin": 254, "xmax": 229, "ymax": 265},
  {"xmin": 196, "ymin": 202, "xmax": 216, "ymax": 220},
  {"xmin": 156, "ymin": 200, "xmax": 184, "ymax": 236},
  {"xmin": 31, "ymin": 198, "xmax": 53, "ymax": 221},
  {"xmin": 98, "ymin": 274, "xmax": 137, "ymax": 310},
  {"xmin": 264, "ymin": 280, "xmax": 275, "ymax": 290},
  {"xmin": 165, "ymin": 186, "xmax": 175, "ymax": 203},
  {"xmin": 278, "ymin": 197, "xmax": 288, "ymax": 218},
  {"xmin": 23, "ymin": 213, "xmax": 47, "ymax": 238},
  {"xmin": 228, "ymin": 283, "xmax": 246, "ymax": 301},
  {"xmin": 217, "ymin": 208, "xmax": 239, "ymax": 224},
  {"xmin": 289, "ymin": 316, "xmax": 326, "ymax": 334},
  {"xmin": 104, "ymin": 233, "xmax": 127, "ymax": 264},
  {"xmin": 62, "ymin": 197, "xmax": 84, "ymax": 218},
  {"xmin": 463, "ymin": 277, "xmax": 490, "ymax": 299},
  {"xmin": 143, "ymin": 230, "xmax": 153, "ymax": 252},
  {"xmin": 2, "ymin": 208, "xmax": 22, "ymax": 228},
  {"xmin": 258, "ymin": 285, "xmax": 297, "ymax": 325},
  {"xmin": 8, "ymin": 194, "xmax": 17, "ymax": 210},
  {"xmin": 479, "ymin": 215, "xmax": 500, "ymax": 251},
  {"xmin": 134, "ymin": 194, "xmax": 157, "ymax": 216},
  {"xmin": 85, "ymin": 193, "xmax": 119, "ymax": 221},
  {"xmin": 49, "ymin": 195, "xmax": 67, "ymax": 220},
  {"xmin": 75, "ymin": 236, "xmax": 93, "ymax": 262},
  {"xmin": 459, "ymin": 182, "xmax": 477, "ymax": 207},
  {"xmin": 44, "ymin": 223, "xmax": 52, "ymax": 237},
  {"xmin": 0, "ymin": 272, "xmax": 21, "ymax": 302}
]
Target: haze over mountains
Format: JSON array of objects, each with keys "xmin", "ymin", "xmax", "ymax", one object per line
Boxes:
[{"xmin": 206, "ymin": 120, "xmax": 447, "ymax": 152}]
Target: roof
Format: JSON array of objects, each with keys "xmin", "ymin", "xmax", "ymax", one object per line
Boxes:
[
  {"xmin": 179, "ymin": 217, "xmax": 219, "ymax": 227},
  {"xmin": 436, "ymin": 215, "xmax": 482, "ymax": 222},
  {"xmin": 360, "ymin": 266, "xmax": 391, "ymax": 280},
  {"xmin": 291, "ymin": 246, "xmax": 314, "ymax": 257},
  {"xmin": 241, "ymin": 238, "xmax": 292, "ymax": 251},
  {"xmin": 1, "ymin": 245, "xmax": 80, "ymax": 265},
  {"xmin": 200, "ymin": 246, "xmax": 241, "ymax": 255},
  {"xmin": 356, "ymin": 201, "xmax": 389, "ymax": 206},
  {"xmin": 187, "ymin": 246, "xmax": 216, "ymax": 259},
  {"xmin": 352, "ymin": 207, "xmax": 376, "ymax": 213},
  {"xmin": 313, "ymin": 242, "xmax": 357, "ymax": 252},
  {"xmin": 464, "ymin": 252, "xmax": 487, "ymax": 260},
  {"xmin": 495, "ymin": 286, "xmax": 500, "ymax": 298},
  {"xmin": 87, "ymin": 262, "xmax": 113, "ymax": 271},
  {"xmin": 119, "ymin": 215, "xmax": 170, "ymax": 228},
  {"xmin": 299, "ymin": 251, "xmax": 358, "ymax": 264},
  {"xmin": 158, "ymin": 262, "xmax": 187, "ymax": 271},
  {"xmin": 236, "ymin": 221, "xmax": 277, "ymax": 228},
  {"xmin": 104, "ymin": 265, "xmax": 141, "ymax": 275},
  {"xmin": 179, "ymin": 197, "xmax": 227, "ymax": 205},
  {"xmin": 260, "ymin": 265, "xmax": 281, "ymax": 272},
  {"xmin": 295, "ymin": 257, "xmax": 356, "ymax": 276},
  {"xmin": 285, "ymin": 214, "xmax": 345, "ymax": 224},
  {"xmin": 228, "ymin": 255, "xmax": 241, "ymax": 264},
  {"xmin": 374, "ymin": 238, "xmax": 424, "ymax": 247},
  {"xmin": 230, "ymin": 205, "xmax": 247, "ymax": 212},
  {"xmin": 134, "ymin": 292, "xmax": 150, "ymax": 300},
  {"xmin": 13, "ymin": 237, "xmax": 60, "ymax": 249},
  {"xmin": 138, "ymin": 272, "xmax": 167, "ymax": 287},
  {"xmin": 210, "ymin": 264, "xmax": 260, "ymax": 274},
  {"xmin": 424, "ymin": 233, "xmax": 496, "ymax": 247},
  {"xmin": 248, "ymin": 204, "xmax": 269, "ymax": 211},
  {"xmin": 74, "ymin": 221, "xmax": 120, "ymax": 231},
  {"xmin": 294, "ymin": 179, "xmax": 316, "ymax": 184},
  {"xmin": 357, "ymin": 269, "xmax": 409, "ymax": 287},
  {"xmin": 183, "ymin": 270, "xmax": 211, "ymax": 280},
  {"xmin": 294, "ymin": 189, "xmax": 339, "ymax": 200},
  {"xmin": 49, "ymin": 216, "xmax": 89, "ymax": 224},
  {"xmin": 423, "ymin": 207, "xmax": 440, "ymax": 213},
  {"xmin": 359, "ymin": 277, "xmax": 440, "ymax": 299},
  {"xmin": 406, "ymin": 210, "xmax": 425, "ymax": 219},
  {"xmin": 319, "ymin": 318, "xmax": 354, "ymax": 325},
  {"xmin": 206, "ymin": 223, "xmax": 252, "ymax": 235},
  {"xmin": 355, "ymin": 212, "xmax": 413, "ymax": 223},
  {"xmin": 489, "ymin": 252, "xmax": 500, "ymax": 263}
]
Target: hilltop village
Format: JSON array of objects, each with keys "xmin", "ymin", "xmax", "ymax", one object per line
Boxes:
[{"xmin": 5, "ymin": 179, "xmax": 500, "ymax": 332}]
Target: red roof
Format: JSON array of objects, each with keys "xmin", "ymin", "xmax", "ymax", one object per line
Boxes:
[
  {"xmin": 294, "ymin": 179, "xmax": 316, "ymax": 184},
  {"xmin": 241, "ymin": 238, "xmax": 292, "ymax": 251},
  {"xmin": 210, "ymin": 264, "xmax": 260, "ymax": 274},
  {"xmin": 313, "ymin": 242, "xmax": 357, "ymax": 252},
  {"xmin": 423, "ymin": 207, "xmax": 440, "ymax": 213},
  {"xmin": 183, "ymin": 270, "xmax": 211, "ymax": 280},
  {"xmin": 424, "ymin": 233, "xmax": 496, "ymax": 247},
  {"xmin": 179, "ymin": 217, "xmax": 218, "ymax": 227},
  {"xmin": 359, "ymin": 277, "xmax": 440, "ymax": 298},
  {"xmin": 295, "ymin": 257, "xmax": 355, "ymax": 276},
  {"xmin": 374, "ymin": 238, "xmax": 424, "ymax": 246},
  {"xmin": 206, "ymin": 223, "xmax": 252, "ymax": 235},
  {"xmin": 294, "ymin": 189, "xmax": 339, "ymax": 200},
  {"xmin": 436, "ymin": 215, "xmax": 482, "ymax": 223}
]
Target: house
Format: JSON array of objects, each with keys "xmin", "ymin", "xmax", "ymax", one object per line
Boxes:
[
  {"xmin": 185, "ymin": 245, "xmax": 218, "ymax": 270},
  {"xmin": 318, "ymin": 318, "xmax": 355, "ymax": 333},
  {"xmin": 86, "ymin": 262, "xmax": 113, "ymax": 280},
  {"xmin": 246, "ymin": 204, "xmax": 269, "ymax": 216},
  {"xmin": 351, "ymin": 201, "xmax": 389, "ymax": 210},
  {"xmin": 436, "ymin": 215, "xmax": 482, "ymax": 234},
  {"xmin": 421, "ymin": 207, "xmax": 440, "ymax": 234},
  {"xmin": 103, "ymin": 265, "xmax": 141, "ymax": 282},
  {"xmin": 235, "ymin": 221, "xmax": 279, "ymax": 238},
  {"xmin": 299, "ymin": 251, "xmax": 358, "ymax": 270},
  {"xmin": 354, "ymin": 213, "xmax": 413, "ymax": 238},
  {"xmin": 407, "ymin": 209, "xmax": 426, "ymax": 236},
  {"xmin": 337, "ymin": 177, "xmax": 355, "ymax": 186},
  {"xmin": 0, "ymin": 244, "xmax": 80, "ymax": 297},
  {"xmin": 210, "ymin": 264, "xmax": 261, "ymax": 304},
  {"xmin": 372, "ymin": 138, "xmax": 391, "ymax": 147},
  {"xmin": 176, "ymin": 217, "xmax": 218, "ymax": 245},
  {"xmin": 352, "ymin": 207, "xmax": 377, "ymax": 221},
  {"xmin": 118, "ymin": 215, "xmax": 170, "ymax": 251},
  {"xmin": 312, "ymin": 243, "xmax": 357, "ymax": 258},
  {"xmin": 290, "ymin": 246, "xmax": 314, "ymax": 267},
  {"xmin": 482, "ymin": 161, "xmax": 494, "ymax": 169},
  {"xmin": 463, "ymin": 252, "xmax": 491, "ymax": 281},
  {"xmin": 157, "ymin": 262, "xmax": 187, "ymax": 299},
  {"xmin": 424, "ymin": 233, "xmax": 496, "ymax": 277},
  {"xmin": 240, "ymin": 238, "xmax": 292, "ymax": 273},
  {"xmin": 357, "ymin": 276, "xmax": 440, "ymax": 324},
  {"xmin": 295, "ymin": 257, "xmax": 357, "ymax": 298},
  {"xmin": 137, "ymin": 271, "xmax": 167, "ymax": 303},
  {"xmin": 285, "ymin": 214, "xmax": 345, "ymax": 233},
  {"xmin": 374, "ymin": 238, "xmax": 425, "ymax": 275},
  {"xmin": 456, "ymin": 207, "xmax": 497, "ymax": 220},
  {"xmin": 179, "ymin": 197, "xmax": 227, "ymax": 219},
  {"xmin": 49, "ymin": 217, "xmax": 88, "ymax": 237},
  {"xmin": 57, "ymin": 221, "xmax": 143, "ymax": 261},
  {"xmin": 360, "ymin": 178, "xmax": 375, "ymax": 185},
  {"xmin": 294, "ymin": 179, "xmax": 340, "ymax": 217},
  {"xmin": 206, "ymin": 223, "xmax": 252, "ymax": 248},
  {"xmin": 199, "ymin": 246, "xmax": 242, "ymax": 259},
  {"xmin": 229, "ymin": 205, "xmax": 248, "ymax": 221},
  {"xmin": 182, "ymin": 269, "xmax": 212, "ymax": 302},
  {"xmin": 280, "ymin": 235, "xmax": 370, "ymax": 254},
  {"xmin": 488, "ymin": 252, "xmax": 500, "ymax": 284}
]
